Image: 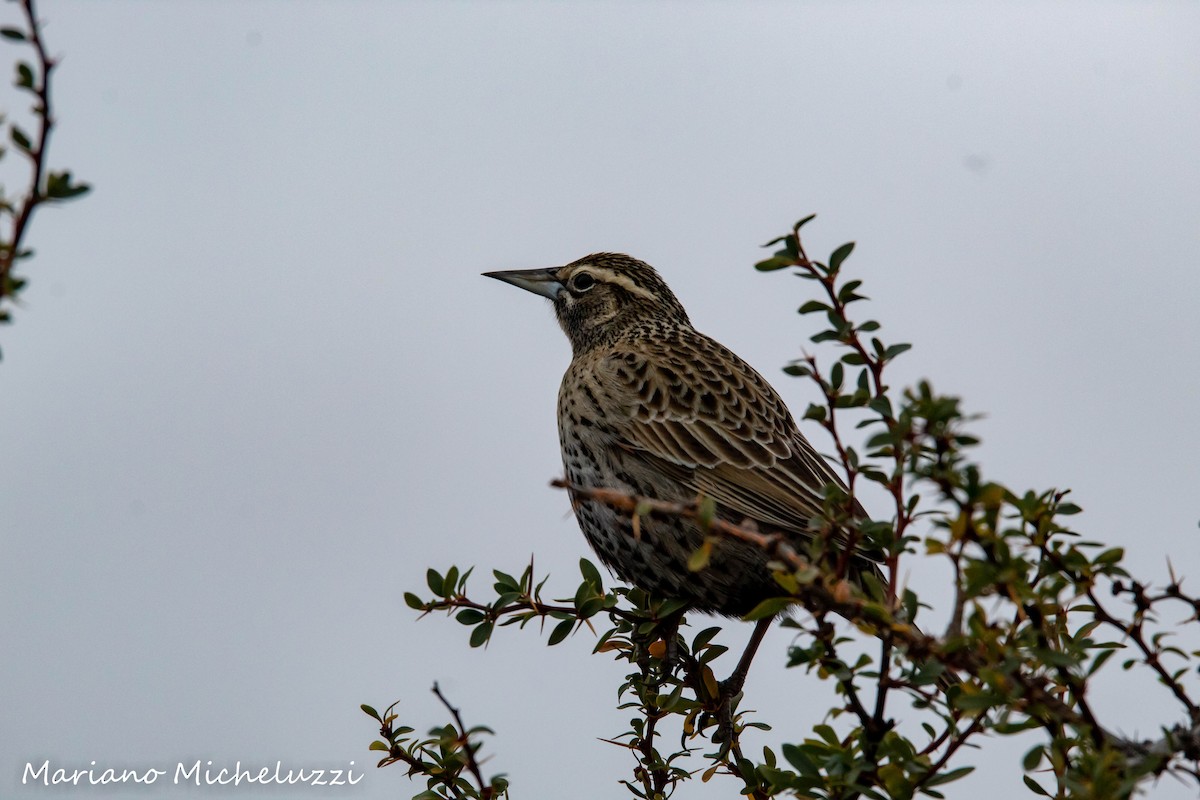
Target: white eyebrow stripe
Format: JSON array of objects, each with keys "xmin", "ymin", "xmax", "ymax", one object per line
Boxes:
[{"xmin": 573, "ymin": 266, "xmax": 657, "ymax": 303}]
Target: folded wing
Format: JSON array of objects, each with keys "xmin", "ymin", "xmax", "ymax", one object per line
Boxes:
[{"xmin": 600, "ymin": 332, "xmax": 875, "ymax": 559}]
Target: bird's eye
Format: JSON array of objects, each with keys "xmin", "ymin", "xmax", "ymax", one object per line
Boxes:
[{"xmin": 571, "ymin": 272, "xmax": 596, "ymax": 292}]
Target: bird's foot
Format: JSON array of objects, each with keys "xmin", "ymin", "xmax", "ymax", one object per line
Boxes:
[{"xmin": 712, "ymin": 681, "xmax": 740, "ymax": 746}]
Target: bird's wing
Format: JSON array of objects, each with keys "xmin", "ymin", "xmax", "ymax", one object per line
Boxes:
[{"xmin": 599, "ymin": 332, "xmax": 869, "ymax": 545}]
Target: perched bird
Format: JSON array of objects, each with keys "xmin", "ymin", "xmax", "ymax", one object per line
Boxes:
[{"xmin": 484, "ymin": 253, "xmax": 881, "ymax": 619}]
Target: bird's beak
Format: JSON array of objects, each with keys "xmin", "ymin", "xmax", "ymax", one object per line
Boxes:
[{"xmin": 482, "ymin": 268, "xmax": 565, "ymax": 301}]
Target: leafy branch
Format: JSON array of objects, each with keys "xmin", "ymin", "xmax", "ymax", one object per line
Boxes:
[
  {"xmin": 370, "ymin": 216, "xmax": 1199, "ymax": 799},
  {"xmin": 379, "ymin": 558, "xmax": 771, "ymax": 798},
  {"xmin": 0, "ymin": 0, "xmax": 90, "ymax": 354},
  {"xmin": 363, "ymin": 684, "xmax": 509, "ymax": 800},
  {"xmin": 754, "ymin": 215, "xmax": 1199, "ymax": 795}
]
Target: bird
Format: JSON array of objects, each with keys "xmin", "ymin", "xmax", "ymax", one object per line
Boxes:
[{"xmin": 483, "ymin": 253, "xmax": 882, "ymax": 621}]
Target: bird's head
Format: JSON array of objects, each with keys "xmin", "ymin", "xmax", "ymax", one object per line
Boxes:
[{"xmin": 484, "ymin": 253, "xmax": 692, "ymax": 353}]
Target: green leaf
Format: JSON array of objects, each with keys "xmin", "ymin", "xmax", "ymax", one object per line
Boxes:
[
  {"xmin": 688, "ymin": 539, "xmax": 712, "ymax": 572},
  {"xmin": 837, "ymin": 279, "xmax": 863, "ymax": 303},
  {"xmin": 361, "ymin": 704, "xmax": 381, "ymax": 721},
  {"xmin": 547, "ymin": 618, "xmax": 574, "ymax": 645},
  {"xmin": 923, "ymin": 766, "xmax": 975, "ymax": 787},
  {"xmin": 492, "ymin": 569, "xmax": 519, "ymax": 591},
  {"xmin": 425, "ymin": 568, "xmax": 444, "ymax": 596},
  {"xmin": 468, "ymin": 622, "xmax": 493, "ymax": 648},
  {"xmin": 953, "ymin": 691, "xmax": 1001, "ymax": 711},
  {"xmin": 879, "ymin": 763, "xmax": 907, "ymax": 796},
  {"xmin": 573, "ymin": 576, "xmax": 595, "ymax": 609},
  {"xmin": 743, "ymin": 597, "xmax": 791, "ymax": 620},
  {"xmin": 868, "ymin": 396, "xmax": 893, "ymax": 419},
  {"xmin": 812, "ymin": 724, "xmax": 839, "ymax": 744},
  {"xmin": 697, "ymin": 643, "xmax": 728, "ymax": 665},
  {"xmin": 45, "ymin": 171, "xmax": 92, "ymax": 200},
  {"xmin": 1088, "ymin": 647, "xmax": 1118, "ymax": 676},
  {"xmin": 755, "ymin": 256, "xmax": 793, "ymax": 272},
  {"xmin": 455, "ymin": 609, "xmax": 486, "ymax": 626},
  {"xmin": 403, "ymin": 592, "xmax": 425, "ymax": 610},
  {"xmin": 781, "ymin": 743, "xmax": 818, "ymax": 775},
  {"xmin": 0, "ymin": 27, "xmax": 26, "ymax": 42},
  {"xmin": 692, "ymin": 626, "xmax": 722, "ymax": 651},
  {"xmin": 793, "ymin": 213, "xmax": 817, "ymax": 230},
  {"xmin": 494, "ymin": 591, "xmax": 521, "ymax": 607},
  {"xmin": 15, "ymin": 61, "xmax": 33, "ymax": 90},
  {"xmin": 579, "ymin": 557, "xmax": 602, "ymax": 588},
  {"xmin": 828, "ymin": 242, "xmax": 854, "ymax": 272},
  {"xmin": 576, "ymin": 594, "xmax": 605, "ymax": 618},
  {"xmin": 10, "ymin": 124, "xmax": 31, "ymax": 153},
  {"xmin": 1023, "ymin": 775, "xmax": 1051, "ymax": 796},
  {"xmin": 798, "ymin": 300, "xmax": 829, "ymax": 315}
]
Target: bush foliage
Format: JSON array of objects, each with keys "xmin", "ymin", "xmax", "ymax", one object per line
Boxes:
[
  {"xmin": 0, "ymin": 0, "xmax": 91, "ymax": 358},
  {"xmin": 368, "ymin": 216, "xmax": 1199, "ymax": 800}
]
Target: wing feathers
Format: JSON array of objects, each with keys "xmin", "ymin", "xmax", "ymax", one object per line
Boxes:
[{"xmin": 601, "ymin": 330, "xmax": 860, "ymax": 539}]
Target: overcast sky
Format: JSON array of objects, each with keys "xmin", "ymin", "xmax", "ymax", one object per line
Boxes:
[{"xmin": 2, "ymin": 2, "xmax": 1198, "ymax": 799}]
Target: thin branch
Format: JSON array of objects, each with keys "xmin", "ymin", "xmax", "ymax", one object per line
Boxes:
[
  {"xmin": 911, "ymin": 715, "xmax": 987, "ymax": 794},
  {"xmin": 1085, "ymin": 581, "xmax": 1199, "ymax": 718},
  {"xmin": 551, "ymin": 479, "xmax": 1122, "ymax": 737},
  {"xmin": 1, "ymin": 0, "xmax": 55, "ymax": 289},
  {"xmin": 431, "ymin": 682, "xmax": 494, "ymax": 800}
]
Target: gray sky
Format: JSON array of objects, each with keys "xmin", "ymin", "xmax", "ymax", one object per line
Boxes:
[{"xmin": 3, "ymin": 2, "xmax": 1199, "ymax": 798}]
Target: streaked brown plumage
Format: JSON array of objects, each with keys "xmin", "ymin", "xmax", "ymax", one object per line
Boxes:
[{"xmin": 485, "ymin": 253, "xmax": 878, "ymax": 617}]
